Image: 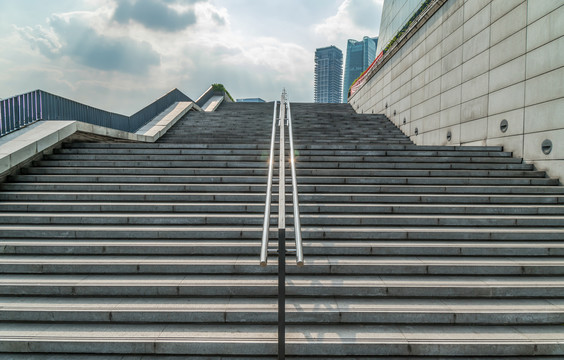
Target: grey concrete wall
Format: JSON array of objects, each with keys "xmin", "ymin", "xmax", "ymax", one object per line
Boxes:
[{"xmin": 350, "ymin": 0, "xmax": 564, "ymax": 181}]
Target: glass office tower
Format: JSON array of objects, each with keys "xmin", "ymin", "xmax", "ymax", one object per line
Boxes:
[
  {"xmin": 314, "ymin": 45, "xmax": 343, "ymax": 103},
  {"xmin": 343, "ymin": 36, "xmax": 378, "ymax": 101}
]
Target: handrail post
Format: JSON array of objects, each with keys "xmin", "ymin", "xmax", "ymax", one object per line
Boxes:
[
  {"xmin": 286, "ymin": 100, "xmax": 303, "ymax": 266},
  {"xmin": 260, "ymin": 101, "xmax": 278, "ymax": 267},
  {"xmin": 277, "ymin": 91, "xmax": 286, "ymax": 360}
]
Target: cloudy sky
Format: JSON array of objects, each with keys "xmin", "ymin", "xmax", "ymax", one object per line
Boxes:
[{"xmin": 0, "ymin": 0, "xmax": 383, "ymax": 114}]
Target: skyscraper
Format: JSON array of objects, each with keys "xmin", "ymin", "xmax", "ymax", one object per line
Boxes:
[
  {"xmin": 343, "ymin": 36, "xmax": 378, "ymax": 101},
  {"xmin": 314, "ymin": 46, "xmax": 343, "ymax": 103}
]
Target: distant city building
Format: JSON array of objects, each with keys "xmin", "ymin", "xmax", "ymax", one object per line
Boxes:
[
  {"xmin": 343, "ymin": 36, "xmax": 378, "ymax": 101},
  {"xmin": 314, "ymin": 45, "xmax": 343, "ymax": 103},
  {"xmin": 236, "ymin": 98, "xmax": 265, "ymax": 103}
]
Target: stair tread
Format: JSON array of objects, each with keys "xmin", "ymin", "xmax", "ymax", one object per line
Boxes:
[
  {"xmin": 1, "ymin": 323, "xmax": 562, "ymax": 344},
  {"xmin": 2, "ymin": 297, "xmax": 562, "ymax": 313}
]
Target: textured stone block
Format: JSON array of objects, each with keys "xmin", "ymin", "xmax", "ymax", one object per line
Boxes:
[
  {"xmin": 528, "ymin": 0, "xmax": 563, "ymax": 24},
  {"xmin": 525, "ymin": 97, "xmax": 564, "ymax": 133},
  {"xmin": 526, "ymin": 35, "xmax": 564, "ymax": 79},
  {"xmin": 489, "ymin": 82, "xmax": 525, "ymax": 115},
  {"xmin": 489, "ymin": 29, "xmax": 526, "ymax": 69},
  {"xmin": 442, "ymin": 45, "xmax": 462, "ymax": 74},
  {"xmin": 441, "ymin": 65, "xmax": 462, "ymax": 92},
  {"xmin": 490, "ymin": 2, "xmax": 527, "ymax": 46},
  {"xmin": 491, "ymin": 0, "xmax": 525, "ymax": 23},
  {"xmin": 464, "ymin": 0, "xmax": 491, "ymax": 23},
  {"xmin": 443, "ymin": 26, "xmax": 463, "ymax": 57},
  {"xmin": 463, "ymin": 3, "xmax": 490, "ymax": 41},
  {"xmin": 0, "ymin": 153, "xmax": 9, "ymax": 174},
  {"xmin": 489, "ymin": 55, "xmax": 526, "ymax": 92},
  {"xmin": 463, "ymin": 27, "xmax": 490, "ymax": 62},
  {"xmin": 486, "ymin": 134, "xmax": 524, "ymax": 157},
  {"xmin": 425, "ymin": 25, "xmax": 443, "ymax": 51},
  {"xmin": 422, "ymin": 128, "xmax": 441, "ymax": 146},
  {"xmin": 527, "ymin": 5, "xmax": 564, "ymax": 51},
  {"xmin": 35, "ymin": 131, "xmax": 59, "ymax": 153},
  {"xmin": 461, "ymin": 95, "xmax": 488, "ymax": 123},
  {"xmin": 460, "ymin": 117, "xmax": 488, "ymax": 143},
  {"xmin": 411, "ymin": 95, "xmax": 441, "ymax": 120},
  {"xmin": 487, "ymin": 108, "xmax": 524, "ymax": 138},
  {"xmin": 441, "ymin": 85, "xmax": 462, "ymax": 110},
  {"xmin": 525, "ymin": 66, "xmax": 564, "ymax": 106},
  {"xmin": 533, "ymin": 160, "xmax": 564, "ymax": 182},
  {"xmin": 461, "ymin": 72, "xmax": 489, "ymax": 103},
  {"xmin": 412, "ymin": 78, "xmax": 441, "ymax": 107},
  {"xmin": 440, "ymin": 104, "xmax": 461, "ymax": 127},
  {"xmin": 462, "ymin": 49, "xmax": 489, "ymax": 82},
  {"xmin": 443, "ymin": 3, "xmax": 464, "ymax": 34},
  {"xmin": 524, "ymin": 128, "xmax": 564, "ymax": 161}
]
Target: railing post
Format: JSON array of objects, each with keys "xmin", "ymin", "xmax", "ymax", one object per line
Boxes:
[
  {"xmin": 277, "ymin": 91, "xmax": 286, "ymax": 359},
  {"xmin": 278, "ymin": 228, "xmax": 285, "ymax": 360}
]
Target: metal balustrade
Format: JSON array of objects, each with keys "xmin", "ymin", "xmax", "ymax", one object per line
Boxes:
[
  {"xmin": 0, "ymin": 88, "xmax": 191, "ymax": 137},
  {"xmin": 260, "ymin": 89, "xmax": 303, "ymax": 359}
]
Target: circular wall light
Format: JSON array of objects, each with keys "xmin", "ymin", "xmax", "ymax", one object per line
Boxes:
[
  {"xmin": 542, "ymin": 139, "xmax": 552, "ymax": 155},
  {"xmin": 500, "ymin": 119, "xmax": 508, "ymax": 133}
]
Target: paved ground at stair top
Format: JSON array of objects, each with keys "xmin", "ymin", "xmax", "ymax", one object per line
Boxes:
[{"xmin": 0, "ymin": 102, "xmax": 563, "ymax": 358}]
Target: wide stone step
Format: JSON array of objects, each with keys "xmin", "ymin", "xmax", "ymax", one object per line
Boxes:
[
  {"xmin": 20, "ymin": 167, "xmax": 268, "ymax": 176},
  {"xmin": 0, "ymin": 182, "xmax": 269, "ymax": 192},
  {"xmin": 0, "ymin": 191, "xmax": 268, "ymax": 202},
  {"xmin": 0, "ymin": 225, "xmax": 563, "ymax": 240},
  {"xmin": 6, "ymin": 175, "xmax": 268, "ymax": 184},
  {"xmin": 2, "ymin": 239, "xmax": 563, "ymax": 256},
  {"xmin": 55, "ymin": 148, "xmax": 268, "ymax": 155},
  {"xmin": 1, "ymin": 297, "xmax": 562, "ymax": 325},
  {"xmin": 1, "ymin": 274, "xmax": 563, "ymax": 297},
  {"xmin": 0, "ymin": 324, "xmax": 563, "ymax": 356},
  {"xmin": 0, "ymin": 213, "xmax": 562, "ymax": 228},
  {"xmin": 8, "ymin": 174, "xmax": 557, "ymax": 186},
  {"xmin": 67, "ymin": 143, "xmax": 270, "ymax": 150},
  {"xmin": 1, "ymin": 201, "xmax": 563, "ymax": 215},
  {"xmin": 1, "ymin": 191, "xmax": 562, "ymax": 205},
  {"xmin": 15, "ymin": 174, "xmax": 552, "ymax": 186},
  {"xmin": 300, "ymin": 193, "xmax": 564, "ymax": 204},
  {"xmin": 296, "ymin": 176, "xmax": 558, "ymax": 186},
  {"xmin": 65, "ymin": 142, "xmax": 503, "ymax": 152},
  {"xmin": 1, "ymin": 255, "xmax": 563, "ymax": 275},
  {"xmin": 34, "ymin": 160, "xmax": 268, "ymax": 168}
]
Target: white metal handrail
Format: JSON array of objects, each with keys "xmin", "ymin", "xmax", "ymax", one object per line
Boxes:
[
  {"xmin": 259, "ymin": 90, "xmax": 303, "ymax": 267},
  {"xmin": 286, "ymin": 99, "xmax": 303, "ymax": 266},
  {"xmin": 259, "ymin": 100, "xmax": 278, "ymax": 266}
]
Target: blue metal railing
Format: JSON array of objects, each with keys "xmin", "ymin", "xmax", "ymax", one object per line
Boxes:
[
  {"xmin": 0, "ymin": 88, "xmax": 191, "ymax": 137},
  {"xmin": 0, "ymin": 90, "xmax": 42, "ymax": 137}
]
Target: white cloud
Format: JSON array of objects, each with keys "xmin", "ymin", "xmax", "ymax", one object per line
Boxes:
[
  {"xmin": 314, "ymin": 0, "xmax": 382, "ymax": 44},
  {"xmin": 1, "ymin": 0, "xmax": 383, "ymax": 110}
]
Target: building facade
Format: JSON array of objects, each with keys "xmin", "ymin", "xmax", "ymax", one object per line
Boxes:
[
  {"xmin": 376, "ymin": 0, "xmax": 427, "ymax": 54},
  {"xmin": 343, "ymin": 37, "xmax": 378, "ymax": 102},
  {"xmin": 314, "ymin": 46, "xmax": 343, "ymax": 103},
  {"xmin": 236, "ymin": 98, "xmax": 265, "ymax": 103},
  {"xmin": 349, "ymin": 0, "xmax": 564, "ymax": 181}
]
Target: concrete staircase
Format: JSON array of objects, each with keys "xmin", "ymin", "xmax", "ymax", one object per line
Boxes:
[{"xmin": 0, "ymin": 101, "xmax": 563, "ymax": 358}]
